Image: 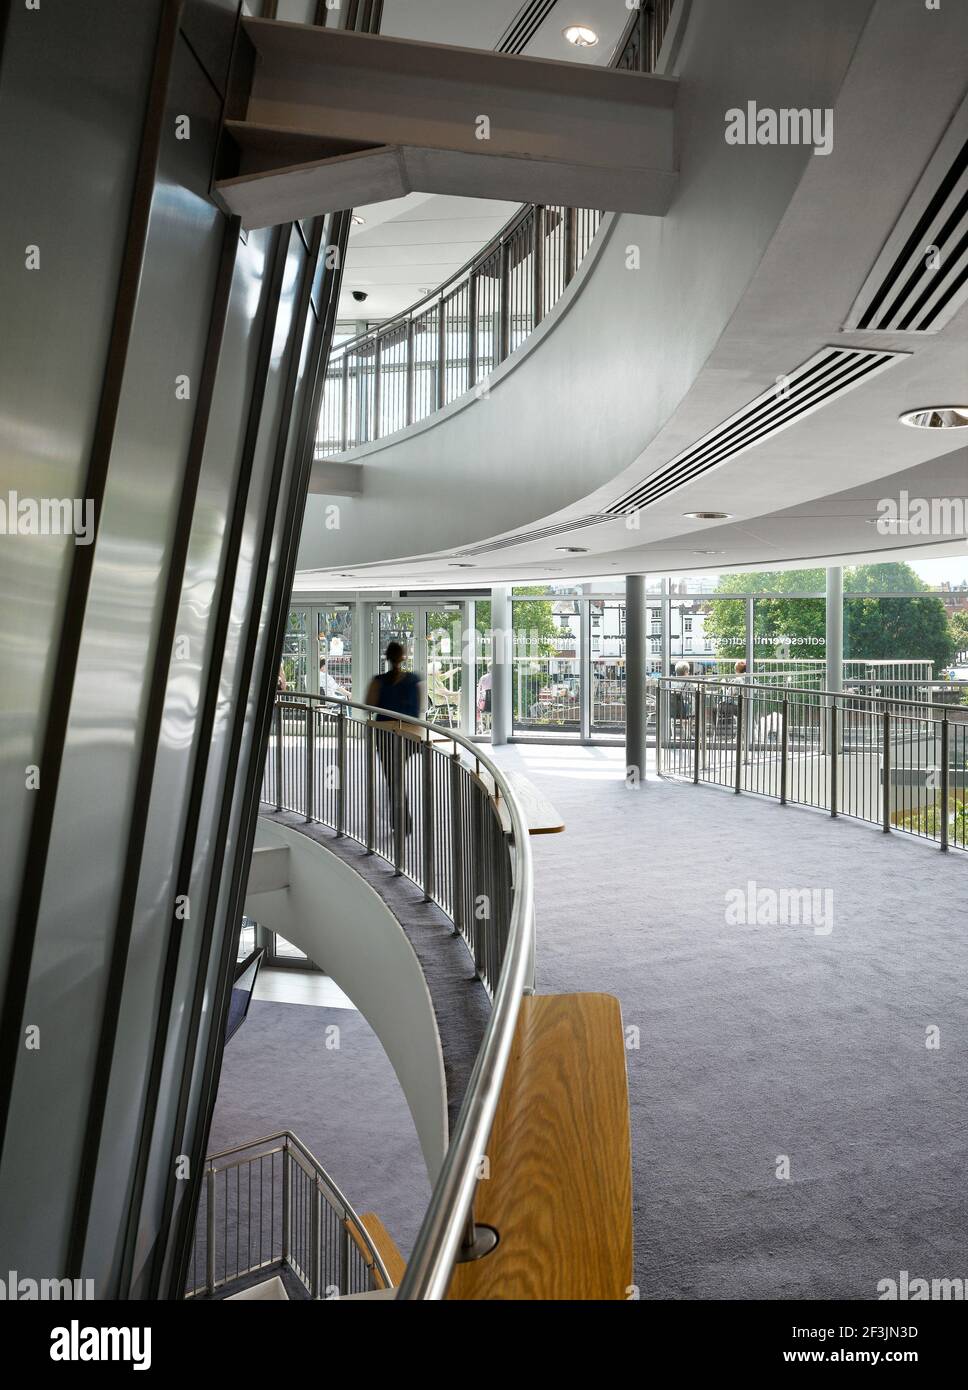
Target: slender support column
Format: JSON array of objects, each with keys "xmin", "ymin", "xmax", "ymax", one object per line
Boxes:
[
  {"xmin": 490, "ymin": 584, "xmax": 511, "ymax": 746},
  {"xmin": 625, "ymin": 575, "xmax": 647, "ymax": 787},
  {"xmin": 826, "ymin": 566, "xmax": 844, "ymax": 695},
  {"xmin": 824, "ymin": 566, "xmax": 843, "ymax": 760},
  {"xmin": 745, "ymin": 595, "xmax": 754, "ymax": 677},
  {"xmin": 579, "ymin": 594, "xmax": 591, "ymax": 742}
]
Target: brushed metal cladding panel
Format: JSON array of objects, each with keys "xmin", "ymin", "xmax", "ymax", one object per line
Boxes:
[
  {"xmin": 0, "ymin": 1, "xmax": 157, "ymax": 1010},
  {"xmin": 132, "ymin": 227, "xmax": 310, "ymax": 1297},
  {"xmin": 79, "ymin": 47, "xmax": 250, "ymax": 1295},
  {"xmin": 181, "ymin": 0, "xmax": 242, "ymax": 96},
  {"xmin": 0, "ymin": 31, "xmax": 226, "ymax": 1281}
]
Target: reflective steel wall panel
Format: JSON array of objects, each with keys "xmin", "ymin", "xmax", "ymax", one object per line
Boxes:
[{"xmin": 0, "ymin": 0, "xmax": 351, "ymax": 1296}]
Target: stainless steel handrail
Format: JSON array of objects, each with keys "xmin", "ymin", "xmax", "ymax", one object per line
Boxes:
[
  {"xmin": 269, "ymin": 692, "xmax": 536, "ymax": 1299},
  {"xmin": 657, "ymin": 676, "xmax": 968, "ymax": 715}
]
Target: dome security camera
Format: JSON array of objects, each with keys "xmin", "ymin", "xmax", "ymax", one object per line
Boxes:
[{"xmin": 351, "ymin": 290, "xmax": 368, "ymax": 303}]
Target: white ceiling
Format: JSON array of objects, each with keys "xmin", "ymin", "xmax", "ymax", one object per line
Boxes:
[{"xmin": 338, "ymin": 0, "xmax": 633, "ymax": 322}]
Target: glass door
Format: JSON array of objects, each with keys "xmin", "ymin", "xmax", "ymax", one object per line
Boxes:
[
  {"xmin": 425, "ymin": 604, "xmax": 463, "ymax": 728},
  {"xmin": 281, "ymin": 608, "xmax": 309, "ymax": 692},
  {"xmin": 589, "ymin": 599, "xmax": 626, "ymax": 737},
  {"xmin": 316, "ymin": 604, "xmax": 353, "ymax": 696}
]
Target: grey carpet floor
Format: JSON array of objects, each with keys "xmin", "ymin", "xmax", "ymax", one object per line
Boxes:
[
  {"xmin": 490, "ymin": 743, "xmax": 968, "ymax": 1300},
  {"xmin": 224, "ymin": 753, "xmax": 968, "ymax": 1297}
]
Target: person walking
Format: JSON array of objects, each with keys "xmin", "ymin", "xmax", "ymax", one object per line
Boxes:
[{"xmin": 366, "ymin": 642, "xmax": 426, "ymax": 834}]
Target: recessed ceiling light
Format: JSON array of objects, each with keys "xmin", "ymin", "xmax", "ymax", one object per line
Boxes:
[
  {"xmin": 683, "ymin": 511, "xmax": 732, "ymax": 521},
  {"xmin": 448, "ymin": 562, "xmax": 476, "ymax": 568},
  {"xmin": 563, "ymin": 23, "xmax": 598, "ymax": 47},
  {"xmin": 555, "ymin": 545, "xmax": 589, "ymax": 553},
  {"xmin": 351, "ymin": 214, "xmax": 365, "ymax": 226},
  {"xmin": 693, "ymin": 550, "xmax": 726, "ymax": 556},
  {"xmin": 899, "ymin": 407, "xmax": 968, "ymax": 429}
]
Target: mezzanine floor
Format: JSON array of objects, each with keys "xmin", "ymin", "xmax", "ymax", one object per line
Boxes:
[{"xmin": 491, "ymin": 744, "xmax": 968, "ymax": 1299}]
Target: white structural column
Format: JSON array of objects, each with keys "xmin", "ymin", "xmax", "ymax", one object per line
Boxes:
[
  {"xmin": 625, "ymin": 575, "xmax": 647, "ymax": 786},
  {"xmin": 826, "ymin": 566, "xmax": 844, "ymax": 693},
  {"xmin": 490, "ymin": 584, "xmax": 511, "ymax": 747}
]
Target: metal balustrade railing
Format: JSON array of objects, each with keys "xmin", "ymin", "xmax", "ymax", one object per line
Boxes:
[
  {"xmin": 656, "ymin": 678, "xmax": 968, "ymax": 852},
  {"xmin": 186, "ymin": 1132, "xmax": 391, "ymax": 1299},
  {"xmin": 316, "ymin": 1, "xmax": 678, "ymax": 456},
  {"xmin": 261, "ymin": 692, "xmax": 535, "ymax": 1299}
]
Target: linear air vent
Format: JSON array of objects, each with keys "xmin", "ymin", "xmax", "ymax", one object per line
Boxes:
[
  {"xmin": 498, "ymin": 0, "xmax": 559, "ymax": 55},
  {"xmin": 845, "ymin": 93, "xmax": 968, "ymax": 333},
  {"xmin": 454, "ymin": 514, "xmax": 609, "ymax": 557},
  {"xmin": 605, "ymin": 346, "xmax": 905, "ymax": 518}
]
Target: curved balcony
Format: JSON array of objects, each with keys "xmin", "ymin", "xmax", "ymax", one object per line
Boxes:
[
  {"xmin": 313, "ymin": 4, "xmax": 677, "ymax": 458},
  {"xmin": 210, "ymin": 691, "xmax": 634, "ymax": 1300}
]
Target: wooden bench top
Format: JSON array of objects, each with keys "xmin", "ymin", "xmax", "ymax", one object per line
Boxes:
[
  {"xmin": 475, "ymin": 767, "xmax": 565, "ymax": 836},
  {"xmin": 446, "ymin": 993, "xmax": 632, "ymax": 1301}
]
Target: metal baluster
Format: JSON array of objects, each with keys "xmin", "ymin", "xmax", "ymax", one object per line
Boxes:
[
  {"xmin": 882, "ymin": 707, "xmax": 892, "ymax": 833},
  {"xmin": 940, "ymin": 713, "xmax": 949, "ymax": 851},
  {"xmin": 829, "ymin": 700, "xmax": 839, "ymax": 817},
  {"xmin": 336, "ymin": 703, "xmax": 347, "ymax": 836},
  {"xmin": 393, "ymin": 730, "xmax": 405, "ymax": 875},
  {"xmin": 564, "ymin": 205, "xmax": 577, "ymax": 283},
  {"xmin": 693, "ymin": 681, "xmax": 700, "ymax": 783},
  {"xmin": 310, "ymin": 1185, "xmax": 321, "ymax": 1299},
  {"xmin": 437, "ymin": 300, "xmax": 447, "ymax": 409},
  {"xmin": 274, "ymin": 701, "xmax": 283, "ymax": 811},
  {"xmin": 780, "ymin": 696, "xmax": 789, "ymax": 805},
  {"xmin": 282, "ymin": 1146, "xmax": 291, "ymax": 1269},
  {"xmin": 467, "ymin": 272, "xmax": 478, "ymax": 388},
  {"xmin": 498, "ymin": 238, "xmax": 511, "ymax": 363},
  {"xmin": 734, "ymin": 691, "xmax": 744, "ymax": 794},
  {"xmin": 532, "ymin": 205, "xmax": 544, "ymax": 328},
  {"xmin": 206, "ymin": 1166, "xmax": 215, "ymax": 1294},
  {"xmin": 305, "ymin": 704, "xmax": 314, "ymax": 823},
  {"xmin": 422, "ymin": 735, "xmax": 435, "ymax": 902},
  {"xmin": 365, "ymin": 720, "xmax": 376, "ymax": 853},
  {"xmin": 450, "ymin": 752, "xmax": 464, "ymax": 938},
  {"xmin": 339, "ymin": 1219, "xmax": 351, "ymax": 1298}
]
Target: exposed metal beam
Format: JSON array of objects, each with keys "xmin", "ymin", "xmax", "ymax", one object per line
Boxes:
[{"xmin": 216, "ymin": 20, "xmax": 678, "ymax": 228}]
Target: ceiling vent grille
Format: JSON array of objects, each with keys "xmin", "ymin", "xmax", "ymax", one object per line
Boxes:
[
  {"xmin": 604, "ymin": 346, "xmax": 905, "ymax": 518},
  {"xmin": 454, "ymin": 513, "xmax": 609, "ymax": 557},
  {"xmin": 845, "ymin": 95, "xmax": 968, "ymax": 333},
  {"xmin": 498, "ymin": 0, "xmax": 559, "ymax": 55}
]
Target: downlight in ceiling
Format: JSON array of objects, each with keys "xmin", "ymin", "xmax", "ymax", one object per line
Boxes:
[
  {"xmin": 563, "ymin": 24, "xmax": 598, "ymax": 47},
  {"xmin": 844, "ymin": 92, "xmax": 968, "ymax": 333},
  {"xmin": 604, "ymin": 346, "xmax": 906, "ymax": 518},
  {"xmin": 899, "ymin": 407, "xmax": 968, "ymax": 429},
  {"xmin": 684, "ymin": 511, "xmax": 732, "ymax": 520}
]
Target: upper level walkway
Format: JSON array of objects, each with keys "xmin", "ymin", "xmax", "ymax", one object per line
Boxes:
[{"xmin": 491, "ymin": 742, "xmax": 968, "ymax": 1299}]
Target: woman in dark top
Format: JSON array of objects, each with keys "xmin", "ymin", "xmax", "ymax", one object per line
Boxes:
[
  {"xmin": 365, "ymin": 641, "xmax": 425, "ymax": 721},
  {"xmin": 366, "ymin": 642, "xmax": 425, "ymax": 833}
]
